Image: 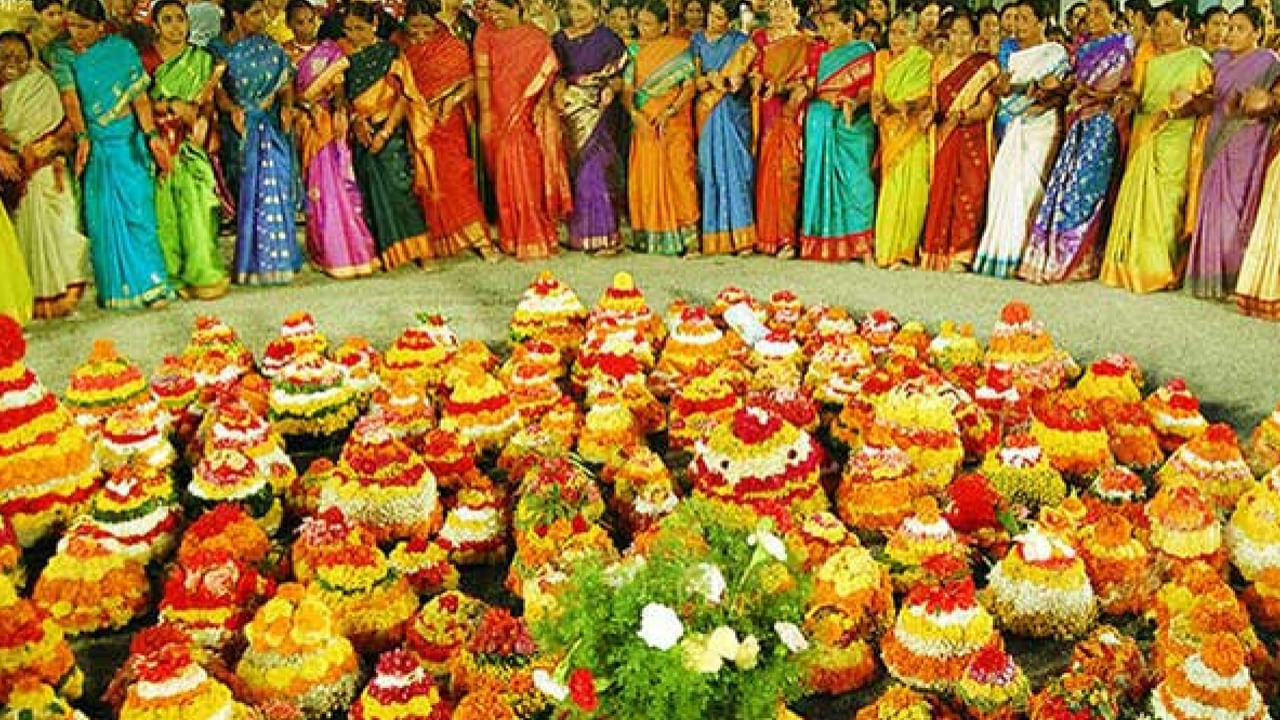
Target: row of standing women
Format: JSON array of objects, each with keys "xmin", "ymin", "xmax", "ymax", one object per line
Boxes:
[{"xmin": 4, "ymin": 0, "xmax": 1280, "ymax": 328}]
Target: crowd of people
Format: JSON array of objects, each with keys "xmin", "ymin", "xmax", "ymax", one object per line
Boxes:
[{"xmin": 2, "ymin": 0, "xmax": 1280, "ymax": 326}]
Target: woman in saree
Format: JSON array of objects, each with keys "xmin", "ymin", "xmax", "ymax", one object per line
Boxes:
[
  {"xmin": 871, "ymin": 12, "xmax": 932, "ymax": 268},
  {"xmin": 288, "ymin": 0, "xmax": 378, "ymax": 278},
  {"xmin": 920, "ymin": 10, "xmax": 998, "ymax": 271},
  {"xmin": 65, "ymin": 0, "xmax": 174, "ymax": 309},
  {"xmin": 1019, "ymin": 0, "xmax": 1133, "ymax": 284},
  {"xmin": 403, "ymin": 0, "xmax": 499, "ymax": 261},
  {"xmin": 751, "ymin": 0, "xmax": 810, "ymax": 258},
  {"xmin": 551, "ymin": 0, "xmax": 628, "ymax": 254},
  {"xmin": 0, "ymin": 31, "xmax": 88, "ymax": 318},
  {"xmin": 799, "ymin": 4, "xmax": 874, "ymax": 262},
  {"xmin": 1100, "ymin": 4, "xmax": 1212, "ymax": 294},
  {"xmin": 475, "ymin": 0, "xmax": 572, "ymax": 259},
  {"xmin": 224, "ymin": 0, "xmax": 302, "ymax": 285},
  {"xmin": 144, "ymin": 0, "xmax": 231, "ymax": 299},
  {"xmin": 1236, "ymin": 91, "xmax": 1280, "ymax": 319},
  {"xmin": 973, "ymin": 0, "xmax": 1069, "ymax": 279},
  {"xmin": 624, "ymin": 0, "xmax": 699, "ymax": 255},
  {"xmin": 691, "ymin": 0, "xmax": 756, "ymax": 255},
  {"xmin": 345, "ymin": 2, "xmax": 436, "ymax": 269},
  {"xmin": 1186, "ymin": 7, "xmax": 1280, "ymax": 299},
  {"xmin": 0, "ymin": 144, "xmax": 32, "ymax": 324}
]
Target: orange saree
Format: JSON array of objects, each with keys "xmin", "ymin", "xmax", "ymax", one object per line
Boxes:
[{"xmin": 752, "ymin": 29, "xmax": 810, "ymax": 255}]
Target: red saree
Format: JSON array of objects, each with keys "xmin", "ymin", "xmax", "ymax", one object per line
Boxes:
[
  {"xmin": 404, "ymin": 28, "xmax": 493, "ymax": 257},
  {"xmin": 475, "ymin": 22, "xmax": 572, "ymax": 260},
  {"xmin": 752, "ymin": 30, "xmax": 810, "ymax": 255},
  {"xmin": 920, "ymin": 53, "xmax": 998, "ymax": 270}
]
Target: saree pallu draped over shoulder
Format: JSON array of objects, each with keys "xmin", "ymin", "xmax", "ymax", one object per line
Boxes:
[
  {"xmin": 1101, "ymin": 46, "xmax": 1213, "ymax": 293},
  {"xmin": 1, "ymin": 67, "xmax": 89, "ymax": 318},
  {"xmin": 1021, "ymin": 32, "xmax": 1134, "ymax": 284},
  {"xmin": 293, "ymin": 40, "xmax": 377, "ymax": 278},
  {"xmin": 921, "ymin": 52, "xmax": 998, "ymax": 270},
  {"xmin": 752, "ymin": 30, "xmax": 810, "ymax": 255},
  {"xmin": 1236, "ymin": 132, "xmax": 1280, "ymax": 319},
  {"xmin": 553, "ymin": 25, "xmax": 628, "ymax": 252},
  {"xmin": 151, "ymin": 44, "xmax": 231, "ymax": 297},
  {"xmin": 800, "ymin": 39, "xmax": 876, "ymax": 262},
  {"xmin": 691, "ymin": 30, "xmax": 757, "ymax": 255},
  {"xmin": 72, "ymin": 34, "xmax": 174, "ymax": 309},
  {"xmin": 347, "ymin": 40, "xmax": 435, "ymax": 268},
  {"xmin": 1187, "ymin": 48, "xmax": 1280, "ymax": 298},
  {"xmin": 628, "ymin": 35, "xmax": 699, "ymax": 255},
  {"xmin": 405, "ymin": 29, "xmax": 495, "ymax": 258},
  {"xmin": 227, "ymin": 33, "xmax": 302, "ymax": 285},
  {"xmin": 476, "ymin": 22, "xmax": 572, "ymax": 260},
  {"xmin": 873, "ymin": 44, "xmax": 932, "ymax": 267}
]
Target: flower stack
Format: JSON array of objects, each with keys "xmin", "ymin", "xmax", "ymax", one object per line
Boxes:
[
  {"xmin": 332, "ymin": 336, "xmax": 381, "ymax": 399},
  {"xmin": 437, "ymin": 481, "xmax": 510, "ymax": 565},
  {"xmin": 577, "ymin": 391, "xmax": 641, "ymax": 465},
  {"xmin": 651, "ymin": 306, "xmax": 734, "ymax": 398},
  {"xmin": 509, "ymin": 270, "xmax": 588, "ymax": 353},
  {"xmin": 1027, "ymin": 672, "xmax": 1119, "ymax": 720},
  {"xmin": 1075, "ymin": 354, "xmax": 1143, "ymax": 404},
  {"xmin": 608, "ymin": 444, "xmax": 680, "ymax": 536},
  {"xmin": 1226, "ymin": 484, "xmax": 1280, "ymax": 582},
  {"xmin": 33, "ymin": 532, "xmax": 150, "ymax": 635},
  {"xmin": 381, "ymin": 317, "xmax": 457, "ymax": 395},
  {"xmin": 804, "ymin": 545, "xmax": 893, "ymax": 694},
  {"xmin": 197, "ymin": 396, "xmax": 295, "ymax": 494},
  {"xmin": 260, "ymin": 311, "xmax": 329, "ymax": 379},
  {"xmin": 872, "ymin": 387, "xmax": 965, "ymax": 490},
  {"xmin": 350, "ymin": 649, "xmax": 451, "ymax": 720},
  {"xmin": 419, "ymin": 427, "xmax": 482, "ymax": 490},
  {"xmin": 321, "ymin": 414, "xmax": 441, "ymax": 544},
  {"xmin": 504, "ymin": 354, "xmax": 565, "ymax": 424},
  {"xmin": 588, "ymin": 271, "xmax": 665, "ymax": 348},
  {"xmin": 182, "ymin": 315, "xmax": 255, "ymax": 392},
  {"xmin": 70, "ymin": 462, "xmax": 180, "ymax": 564},
  {"xmin": 1068, "ymin": 626, "xmax": 1150, "ymax": 704},
  {"xmin": 236, "ymin": 583, "xmax": 361, "ymax": 717},
  {"xmin": 405, "ymin": 591, "xmax": 491, "ymax": 676},
  {"xmin": 1095, "ymin": 396, "xmax": 1165, "ymax": 472},
  {"xmin": 835, "ymin": 435, "xmax": 922, "ymax": 534},
  {"xmin": 572, "ymin": 323, "xmax": 654, "ymax": 397},
  {"xmin": 0, "ymin": 317, "xmax": 100, "ymax": 548},
  {"xmin": 879, "ymin": 556, "xmax": 1001, "ymax": 692},
  {"xmin": 1, "ymin": 678, "xmax": 88, "ymax": 720},
  {"xmin": 794, "ymin": 510, "xmax": 855, "ymax": 572},
  {"xmin": 304, "ymin": 532, "xmax": 418, "ymax": 652},
  {"xmin": 450, "ymin": 608, "xmax": 547, "ymax": 718},
  {"xmin": 858, "ymin": 309, "xmax": 900, "ymax": 360},
  {"xmin": 189, "ymin": 446, "xmax": 284, "ymax": 535},
  {"xmin": 0, "ymin": 576, "xmax": 82, "ymax": 702},
  {"xmin": 1154, "ymin": 584, "xmax": 1271, "ymax": 684},
  {"xmin": 981, "ymin": 432, "xmax": 1067, "ymax": 513},
  {"xmin": 986, "ymin": 525, "xmax": 1097, "ymax": 639},
  {"xmin": 98, "ymin": 404, "xmax": 176, "ymax": 473},
  {"xmin": 177, "ymin": 503, "xmax": 271, "ymax": 568},
  {"xmin": 64, "ymin": 339, "xmax": 152, "ymax": 439},
  {"xmin": 1029, "ymin": 393, "xmax": 1114, "ymax": 479},
  {"xmin": 928, "ymin": 321, "xmax": 984, "ymax": 391},
  {"xmin": 388, "ymin": 537, "xmax": 459, "ymax": 596},
  {"xmin": 117, "ymin": 625, "xmax": 244, "ymax": 720},
  {"xmin": 688, "ymin": 405, "xmax": 827, "ymax": 518},
  {"xmin": 974, "ymin": 364, "xmax": 1034, "ymax": 437},
  {"xmin": 983, "ymin": 301, "xmax": 1075, "ymax": 397},
  {"xmin": 500, "ymin": 338, "xmax": 565, "ymax": 385},
  {"xmin": 1084, "ymin": 466, "xmax": 1148, "ymax": 528},
  {"xmin": 748, "ymin": 328, "xmax": 804, "ymax": 378},
  {"xmin": 749, "ymin": 385, "xmax": 821, "ymax": 435},
  {"xmin": 955, "ymin": 644, "xmax": 1031, "ymax": 720},
  {"xmin": 1247, "ymin": 400, "xmax": 1280, "ymax": 475},
  {"xmin": 149, "ymin": 355, "xmax": 199, "ymax": 439},
  {"xmin": 804, "ymin": 335, "xmax": 873, "ymax": 411},
  {"xmin": 1150, "ymin": 633, "xmax": 1269, "ymax": 720},
  {"xmin": 1144, "ymin": 378, "xmax": 1209, "ymax": 453},
  {"xmin": 883, "ymin": 498, "xmax": 969, "ymax": 591},
  {"xmin": 854, "ymin": 686, "xmax": 934, "ymax": 720},
  {"xmin": 1156, "ymin": 423, "xmax": 1255, "ymax": 514},
  {"xmin": 370, "ymin": 378, "xmax": 435, "ymax": 451},
  {"xmin": 1077, "ymin": 512, "xmax": 1155, "ymax": 616},
  {"xmin": 667, "ymin": 366, "xmax": 742, "ymax": 452},
  {"xmin": 766, "ymin": 289, "xmax": 805, "ymax": 333},
  {"xmin": 1242, "ymin": 567, "xmax": 1280, "ymax": 631},
  {"xmin": 439, "ymin": 367, "xmax": 520, "ymax": 454},
  {"xmin": 268, "ymin": 352, "xmax": 361, "ymax": 438},
  {"xmin": 1146, "ymin": 483, "xmax": 1225, "ymax": 569},
  {"xmin": 159, "ymin": 548, "xmax": 271, "ymax": 650}
]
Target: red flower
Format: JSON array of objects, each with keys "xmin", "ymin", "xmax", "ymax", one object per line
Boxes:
[
  {"xmin": 0, "ymin": 314, "xmax": 26, "ymax": 365},
  {"xmin": 569, "ymin": 668, "xmax": 599, "ymax": 712}
]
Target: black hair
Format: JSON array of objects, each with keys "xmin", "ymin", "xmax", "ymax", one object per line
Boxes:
[
  {"xmin": 285, "ymin": 0, "xmax": 316, "ymax": 19},
  {"xmin": 32, "ymin": 0, "xmax": 62, "ymax": 13},
  {"xmin": 998, "ymin": 2, "xmax": 1017, "ymax": 19},
  {"xmin": 637, "ymin": 0, "xmax": 668, "ymax": 22},
  {"xmin": 1155, "ymin": 1, "xmax": 1190, "ymax": 24},
  {"xmin": 941, "ymin": 6, "xmax": 975, "ymax": 34},
  {"xmin": 1202, "ymin": 4, "xmax": 1227, "ymax": 21},
  {"xmin": 889, "ymin": 8, "xmax": 917, "ymax": 30},
  {"xmin": 1065, "ymin": 1, "xmax": 1085, "ymax": 15},
  {"xmin": 226, "ymin": 0, "xmax": 262, "ymax": 20},
  {"xmin": 1127, "ymin": 0, "xmax": 1155, "ymax": 24},
  {"xmin": 683, "ymin": 0, "xmax": 705, "ymax": 11},
  {"xmin": 976, "ymin": 6, "xmax": 996, "ymax": 22},
  {"xmin": 1233, "ymin": 5, "xmax": 1268, "ymax": 31},
  {"xmin": 1019, "ymin": 0, "xmax": 1047, "ymax": 22},
  {"xmin": 704, "ymin": 0, "xmax": 736, "ymax": 19},
  {"xmin": 404, "ymin": 0, "xmax": 441, "ymax": 16},
  {"xmin": 345, "ymin": 0, "xmax": 380, "ymax": 22},
  {"xmin": 0, "ymin": 29, "xmax": 32, "ymax": 58},
  {"xmin": 912, "ymin": 0, "xmax": 939, "ymax": 11},
  {"xmin": 150, "ymin": 0, "xmax": 186, "ymax": 20},
  {"xmin": 65, "ymin": 0, "xmax": 106, "ymax": 22},
  {"xmin": 1089, "ymin": 0, "xmax": 1117, "ymax": 15}
]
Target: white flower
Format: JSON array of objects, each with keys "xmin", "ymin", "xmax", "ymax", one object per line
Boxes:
[
  {"xmin": 735, "ymin": 635, "xmax": 760, "ymax": 670},
  {"xmin": 638, "ymin": 603, "xmax": 684, "ymax": 650},
  {"xmin": 532, "ymin": 669, "xmax": 568, "ymax": 702},
  {"xmin": 774, "ymin": 621, "xmax": 809, "ymax": 653},
  {"xmin": 748, "ymin": 526, "xmax": 788, "ymax": 563},
  {"xmin": 686, "ymin": 563, "xmax": 727, "ymax": 604},
  {"xmin": 603, "ymin": 556, "xmax": 647, "ymax": 588},
  {"xmin": 707, "ymin": 625, "xmax": 740, "ymax": 660},
  {"xmin": 681, "ymin": 633, "xmax": 724, "ymax": 674}
]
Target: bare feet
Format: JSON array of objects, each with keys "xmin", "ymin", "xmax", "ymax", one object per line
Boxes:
[{"xmin": 776, "ymin": 246, "xmax": 796, "ymax": 260}]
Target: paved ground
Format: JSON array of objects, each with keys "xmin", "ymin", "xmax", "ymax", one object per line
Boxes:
[{"xmin": 22, "ymin": 250, "xmax": 1280, "ymax": 432}]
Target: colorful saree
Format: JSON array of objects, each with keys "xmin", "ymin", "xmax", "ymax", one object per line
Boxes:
[
  {"xmin": 627, "ymin": 35, "xmax": 699, "ymax": 255},
  {"xmin": 1237, "ymin": 147, "xmax": 1280, "ymax": 319},
  {"xmin": 921, "ymin": 52, "xmax": 998, "ymax": 270},
  {"xmin": 800, "ymin": 39, "xmax": 876, "ymax": 262},
  {"xmin": 552, "ymin": 25, "xmax": 628, "ymax": 251},
  {"xmin": 475, "ymin": 22, "xmax": 572, "ymax": 260},
  {"xmin": 405, "ymin": 28, "xmax": 494, "ymax": 258},
  {"xmin": 1101, "ymin": 46, "xmax": 1213, "ymax": 293},
  {"xmin": 691, "ymin": 29, "xmax": 756, "ymax": 255},
  {"xmin": 0, "ymin": 206, "xmax": 32, "ymax": 325},
  {"xmin": 295, "ymin": 40, "xmax": 378, "ymax": 278},
  {"xmin": 873, "ymin": 45, "xmax": 932, "ymax": 266},
  {"xmin": 149, "ymin": 44, "xmax": 231, "ymax": 297},
  {"xmin": 1186, "ymin": 48, "xmax": 1280, "ymax": 298},
  {"xmin": 226, "ymin": 33, "xmax": 301, "ymax": 285},
  {"xmin": 0, "ymin": 66, "xmax": 89, "ymax": 318},
  {"xmin": 973, "ymin": 41, "xmax": 1070, "ymax": 278},
  {"xmin": 1021, "ymin": 33, "xmax": 1134, "ymax": 284},
  {"xmin": 346, "ymin": 40, "xmax": 433, "ymax": 268},
  {"xmin": 72, "ymin": 34, "xmax": 173, "ymax": 309},
  {"xmin": 752, "ymin": 30, "xmax": 810, "ymax": 255}
]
